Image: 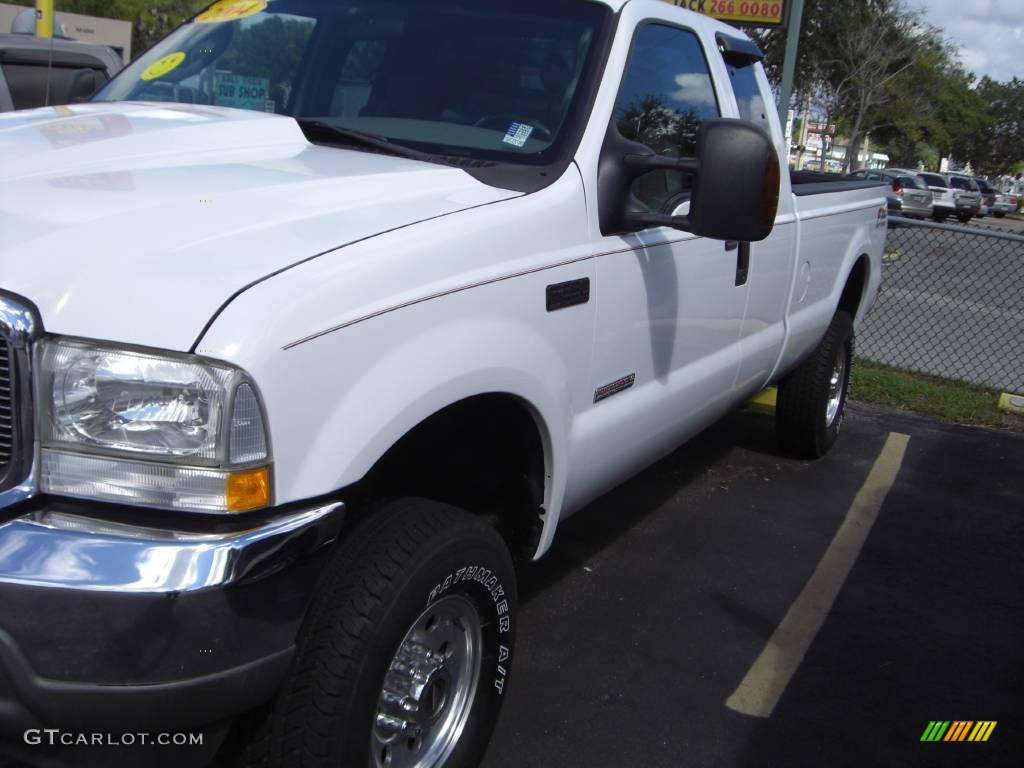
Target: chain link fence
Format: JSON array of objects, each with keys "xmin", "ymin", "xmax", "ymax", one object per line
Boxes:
[{"xmin": 858, "ymin": 217, "xmax": 1024, "ymax": 393}]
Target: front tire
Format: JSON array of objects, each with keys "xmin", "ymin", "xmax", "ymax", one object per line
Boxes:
[
  {"xmin": 237, "ymin": 498, "xmax": 517, "ymax": 768},
  {"xmin": 776, "ymin": 310, "xmax": 854, "ymax": 459}
]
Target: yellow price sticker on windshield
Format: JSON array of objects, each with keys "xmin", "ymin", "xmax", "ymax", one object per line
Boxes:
[
  {"xmin": 195, "ymin": 0, "xmax": 267, "ymax": 24},
  {"xmin": 141, "ymin": 52, "xmax": 186, "ymax": 81}
]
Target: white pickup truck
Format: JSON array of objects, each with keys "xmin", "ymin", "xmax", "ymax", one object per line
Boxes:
[{"xmin": 0, "ymin": 1, "xmax": 885, "ymax": 766}]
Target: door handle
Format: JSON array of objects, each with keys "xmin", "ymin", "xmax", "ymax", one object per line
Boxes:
[{"xmin": 735, "ymin": 243, "xmax": 750, "ymax": 287}]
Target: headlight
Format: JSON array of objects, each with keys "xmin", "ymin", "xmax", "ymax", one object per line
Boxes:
[{"xmin": 36, "ymin": 339, "xmax": 271, "ymax": 514}]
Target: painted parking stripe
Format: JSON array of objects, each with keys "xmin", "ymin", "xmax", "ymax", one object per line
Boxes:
[{"xmin": 725, "ymin": 432, "xmax": 911, "ymax": 717}]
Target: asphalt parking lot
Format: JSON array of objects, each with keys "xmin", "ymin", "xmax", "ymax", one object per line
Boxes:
[
  {"xmin": 483, "ymin": 402, "xmax": 1024, "ymax": 768},
  {"xmin": 3, "ymin": 402, "xmax": 1019, "ymax": 768},
  {"xmin": 971, "ymin": 214, "xmax": 1024, "ymax": 234}
]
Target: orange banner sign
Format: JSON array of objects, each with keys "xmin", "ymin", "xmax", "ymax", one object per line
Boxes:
[{"xmin": 660, "ymin": 0, "xmax": 789, "ymax": 28}]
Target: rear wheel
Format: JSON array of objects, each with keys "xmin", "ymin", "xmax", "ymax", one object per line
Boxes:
[
  {"xmin": 957, "ymin": 212, "xmax": 972, "ymax": 223},
  {"xmin": 236, "ymin": 498, "xmax": 517, "ymax": 768},
  {"xmin": 776, "ymin": 310, "xmax": 854, "ymax": 459}
]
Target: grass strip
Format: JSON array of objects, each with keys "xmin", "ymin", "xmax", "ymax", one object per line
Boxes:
[{"xmin": 852, "ymin": 360, "xmax": 1023, "ymax": 432}]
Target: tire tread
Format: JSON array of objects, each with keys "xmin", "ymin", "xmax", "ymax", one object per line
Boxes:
[
  {"xmin": 776, "ymin": 310, "xmax": 854, "ymax": 459},
  {"xmin": 234, "ymin": 498, "xmax": 504, "ymax": 768}
]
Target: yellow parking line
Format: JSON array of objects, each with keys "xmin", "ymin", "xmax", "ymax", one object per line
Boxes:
[
  {"xmin": 725, "ymin": 432, "xmax": 911, "ymax": 717},
  {"xmin": 749, "ymin": 387, "xmax": 778, "ymax": 412}
]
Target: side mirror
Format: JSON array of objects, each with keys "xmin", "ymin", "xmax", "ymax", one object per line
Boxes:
[
  {"xmin": 599, "ymin": 119, "xmax": 781, "ymax": 242},
  {"xmin": 68, "ymin": 68, "xmax": 104, "ymax": 103}
]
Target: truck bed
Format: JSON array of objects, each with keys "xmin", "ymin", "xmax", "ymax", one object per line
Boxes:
[{"xmin": 790, "ymin": 169, "xmax": 886, "ymax": 197}]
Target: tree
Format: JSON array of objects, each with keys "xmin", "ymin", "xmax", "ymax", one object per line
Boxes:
[
  {"xmin": 870, "ymin": 46, "xmax": 988, "ymax": 171},
  {"xmin": 751, "ymin": 0, "xmax": 991, "ymax": 173},
  {"xmin": 972, "ymin": 78, "xmax": 1024, "ymax": 176}
]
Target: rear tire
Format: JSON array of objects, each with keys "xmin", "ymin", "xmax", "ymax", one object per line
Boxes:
[
  {"xmin": 236, "ymin": 498, "xmax": 517, "ymax": 768},
  {"xmin": 957, "ymin": 213, "xmax": 972, "ymax": 223},
  {"xmin": 776, "ymin": 310, "xmax": 854, "ymax": 459}
]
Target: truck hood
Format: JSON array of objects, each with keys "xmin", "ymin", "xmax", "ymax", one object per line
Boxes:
[{"xmin": 0, "ymin": 102, "xmax": 516, "ymax": 350}]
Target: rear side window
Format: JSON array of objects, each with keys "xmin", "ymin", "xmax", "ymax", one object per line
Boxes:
[
  {"xmin": 613, "ymin": 23, "xmax": 720, "ymax": 211},
  {"xmin": 948, "ymin": 176, "xmax": 971, "ymax": 190},
  {"xmin": 920, "ymin": 173, "xmax": 946, "ymax": 187},
  {"xmin": 724, "ymin": 60, "xmax": 770, "ymax": 131},
  {"xmin": 2, "ymin": 63, "xmax": 109, "ymax": 109}
]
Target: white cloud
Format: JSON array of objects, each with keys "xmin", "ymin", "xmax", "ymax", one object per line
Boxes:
[
  {"xmin": 669, "ymin": 73, "xmax": 717, "ymax": 107},
  {"xmin": 911, "ymin": 0, "xmax": 1024, "ymax": 82}
]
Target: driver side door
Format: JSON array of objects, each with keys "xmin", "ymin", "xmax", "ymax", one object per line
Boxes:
[{"xmin": 578, "ymin": 22, "xmax": 749, "ymax": 498}]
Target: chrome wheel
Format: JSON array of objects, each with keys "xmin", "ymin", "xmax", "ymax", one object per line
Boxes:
[
  {"xmin": 825, "ymin": 343, "xmax": 848, "ymax": 428},
  {"xmin": 371, "ymin": 594, "xmax": 483, "ymax": 768}
]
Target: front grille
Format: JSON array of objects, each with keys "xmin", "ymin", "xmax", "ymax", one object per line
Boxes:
[
  {"xmin": 0, "ymin": 339, "xmax": 12, "ymax": 472},
  {"xmin": 0, "ymin": 294, "xmax": 36, "ymax": 500}
]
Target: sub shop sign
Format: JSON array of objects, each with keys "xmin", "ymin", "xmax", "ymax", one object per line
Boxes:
[
  {"xmin": 659, "ymin": 0, "xmax": 789, "ymax": 27},
  {"xmin": 216, "ymin": 72, "xmax": 274, "ymax": 111}
]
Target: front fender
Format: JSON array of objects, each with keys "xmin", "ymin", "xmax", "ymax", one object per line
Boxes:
[
  {"xmin": 196, "ymin": 167, "xmax": 594, "ymax": 554},
  {"xmin": 287, "ymin": 310, "xmax": 567, "ymax": 509}
]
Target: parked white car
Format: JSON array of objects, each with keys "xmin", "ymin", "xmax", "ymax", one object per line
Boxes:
[{"xmin": 0, "ymin": 1, "xmax": 886, "ymax": 766}]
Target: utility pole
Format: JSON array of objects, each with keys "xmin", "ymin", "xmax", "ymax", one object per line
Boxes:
[
  {"xmin": 35, "ymin": 0, "xmax": 54, "ymax": 38},
  {"xmin": 776, "ymin": 0, "xmax": 805, "ymax": 126}
]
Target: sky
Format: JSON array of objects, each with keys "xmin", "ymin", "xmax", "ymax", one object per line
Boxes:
[{"xmin": 913, "ymin": 0, "xmax": 1024, "ymax": 83}]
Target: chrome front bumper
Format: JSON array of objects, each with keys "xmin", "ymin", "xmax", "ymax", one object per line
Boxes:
[
  {"xmin": 0, "ymin": 499, "xmax": 344, "ymax": 739},
  {"xmin": 0, "ymin": 501, "xmax": 343, "ymax": 593}
]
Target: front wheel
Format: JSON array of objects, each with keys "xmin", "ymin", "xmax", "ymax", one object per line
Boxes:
[
  {"xmin": 775, "ymin": 310, "xmax": 854, "ymax": 459},
  {"xmin": 957, "ymin": 213, "xmax": 972, "ymax": 223},
  {"xmin": 236, "ymin": 498, "xmax": 517, "ymax": 768}
]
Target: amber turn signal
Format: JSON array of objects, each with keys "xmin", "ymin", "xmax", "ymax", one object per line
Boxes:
[{"xmin": 226, "ymin": 466, "xmax": 271, "ymax": 512}]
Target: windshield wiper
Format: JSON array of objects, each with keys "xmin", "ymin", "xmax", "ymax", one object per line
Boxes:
[{"xmin": 296, "ymin": 119, "xmax": 440, "ymax": 165}]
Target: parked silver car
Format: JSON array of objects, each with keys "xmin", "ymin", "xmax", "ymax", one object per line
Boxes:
[
  {"xmin": 878, "ymin": 169, "xmax": 934, "ymax": 220},
  {"xmin": 918, "ymin": 172, "xmax": 957, "ymax": 222},
  {"xmin": 992, "ymin": 191, "xmax": 1017, "ymax": 218},
  {"xmin": 943, "ymin": 173, "xmax": 982, "ymax": 223},
  {"xmin": 848, "ymin": 168, "xmax": 933, "ymax": 220}
]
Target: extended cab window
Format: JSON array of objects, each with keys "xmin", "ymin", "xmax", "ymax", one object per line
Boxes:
[
  {"xmin": 613, "ymin": 24, "xmax": 720, "ymax": 212},
  {"xmin": 724, "ymin": 59, "xmax": 769, "ymax": 130}
]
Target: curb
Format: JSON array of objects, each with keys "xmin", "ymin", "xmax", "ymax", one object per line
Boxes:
[{"xmin": 997, "ymin": 393, "xmax": 1024, "ymax": 414}]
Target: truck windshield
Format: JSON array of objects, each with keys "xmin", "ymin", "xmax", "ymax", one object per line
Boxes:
[{"xmin": 94, "ymin": 0, "xmax": 609, "ymax": 165}]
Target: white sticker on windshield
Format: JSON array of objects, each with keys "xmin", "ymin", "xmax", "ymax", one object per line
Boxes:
[{"xmin": 502, "ymin": 122, "xmax": 534, "ymax": 148}]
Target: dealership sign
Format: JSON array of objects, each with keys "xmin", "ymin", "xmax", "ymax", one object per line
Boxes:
[{"xmin": 659, "ymin": 0, "xmax": 790, "ymax": 28}]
